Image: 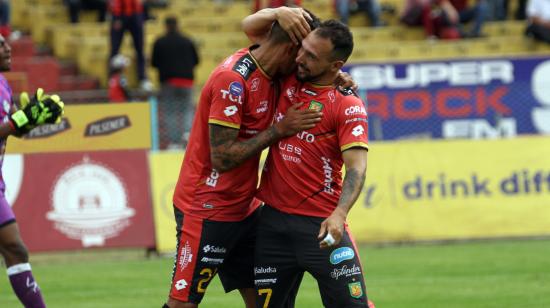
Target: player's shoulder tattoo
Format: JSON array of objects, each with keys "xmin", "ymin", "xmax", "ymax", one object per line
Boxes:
[{"xmin": 232, "ymin": 53, "xmax": 257, "ymax": 80}]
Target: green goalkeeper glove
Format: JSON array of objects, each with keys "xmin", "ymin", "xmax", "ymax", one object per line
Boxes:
[{"xmin": 9, "ymin": 88, "xmax": 65, "ymax": 134}]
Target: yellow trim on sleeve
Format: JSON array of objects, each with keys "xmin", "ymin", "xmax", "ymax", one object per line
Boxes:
[
  {"xmin": 341, "ymin": 142, "xmax": 369, "ymax": 152},
  {"xmin": 208, "ymin": 119, "xmax": 241, "ymax": 129}
]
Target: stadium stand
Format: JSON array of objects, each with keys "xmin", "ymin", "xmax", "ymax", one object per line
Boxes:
[{"xmin": 6, "ymin": 0, "xmax": 550, "ymax": 98}]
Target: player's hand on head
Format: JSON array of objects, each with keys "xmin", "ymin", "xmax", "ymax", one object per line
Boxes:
[
  {"xmin": 318, "ymin": 208, "xmax": 346, "ymax": 249},
  {"xmin": 335, "ymin": 71, "xmax": 358, "ymax": 92},
  {"xmin": 275, "ymin": 7, "xmax": 312, "ymax": 45},
  {"xmin": 274, "ymin": 102, "xmax": 322, "ymax": 137}
]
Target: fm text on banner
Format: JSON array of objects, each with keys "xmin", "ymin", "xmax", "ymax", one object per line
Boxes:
[
  {"xmin": 345, "ymin": 56, "xmax": 550, "ymax": 140},
  {"xmin": 7, "ymin": 102, "xmax": 151, "ymax": 153},
  {"xmin": 348, "ymin": 136, "xmax": 550, "ymax": 242},
  {"xmin": 4, "ymin": 150, "xmax": 155, "ymax": 251}
]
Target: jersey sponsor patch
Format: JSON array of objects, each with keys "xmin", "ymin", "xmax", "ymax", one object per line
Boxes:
[
  {"xmin": 229, "ymin": 81, "xmax": 243, "ymax": 96},
  {"xmin": 232, "ymin": 53, "xmax": 257, "ymax": 80},
  {"xmin": 309, "ymin": 100, "xmax": 323, "ymax": 111},
  {"xmin": 330, "ymin": 247, "xmax": 355, "ymax": 264},
  {"xmin": 302, "ymin": 88, "xmax": 317, "ymax": 96},
  {"xmin": 338, "ymin": 87, "xmax": 357, "ymax": 97}
]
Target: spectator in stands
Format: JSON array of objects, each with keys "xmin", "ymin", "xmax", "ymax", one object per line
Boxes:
[
  {"xmin": 152, "ymin": 16, "xmax": 200, "ymax": 149},
  {"xmin": 0, "ymin": 0, "xmax": 9, "ymax": 38},
  {"xmin": 108, "ymin": 54, "xmax": 131, "ymax": 102},
  {"xmin": 487, "ymin": 0, "xmax": 506, "ymax": 20},
  {"xmin": 336, "ymin": 0, "xmax": 384, "ymax": 27},
  {"xmin": 449, "ymin": 0, "xmax": 489, "ymax": 38},
  {"xmin": 421, "ymin": 0, "xmax": 461, "ymax": 39},
  {"xmin": 64, "ymin": 0, "xmax": 107, "ymax": 24},
  {"xmin": 109, "ymin": 0, "xmax": 152, "ymax": 91},
  {"xmin": 254, "ymin": 0, "xmax": 301, "ymax": 11},
  {"xmin": 508, "ymin": 0, "xmax": 528, "ymax": 20},
  {"xmin": 401, "ymin": 0, "xmax": 430, "ymax": 26},
  {"xmin": 525, "ymin": 0, "xmax": 550, "ymax": 44}
]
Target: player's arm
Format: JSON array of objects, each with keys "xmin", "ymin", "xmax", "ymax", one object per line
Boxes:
[
  {"xmin": 318, "ymin": 148, "xmax": 368, "ymax": 248},
  {"xmin": 5, "ymin": 89, "xmax": 65, "ymax": 138},
  {"xmin": 241, "ymin": 6, "xmax": 312, "ymax": 45},
  {"xmin": 210, "ymin": 103, "xmax": 321, "ymax": 173}
]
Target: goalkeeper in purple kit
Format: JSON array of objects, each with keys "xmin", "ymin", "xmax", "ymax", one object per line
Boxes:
[{"xmin": 0, "ymin": 34, "xmax": 64, "ymax": 308}]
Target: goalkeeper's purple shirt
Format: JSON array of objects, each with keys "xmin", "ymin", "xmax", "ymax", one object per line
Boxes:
[{"xmin": 0, "ymin": 74, "xmax": 13, "ymax": 193}]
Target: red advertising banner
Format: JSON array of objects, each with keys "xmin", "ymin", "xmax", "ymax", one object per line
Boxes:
[{"xmin": 8, "ymin": 150, "xmax": 155, "ymax": 252}]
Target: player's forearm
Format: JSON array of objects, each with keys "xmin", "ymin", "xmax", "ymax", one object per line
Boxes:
[
  {"xmin": 211, "ymin": 125, "xmax": 282, "ymax": 173},
  {"xmin": 0, "ymin": 121, "xmax": 17, "ymax": 139},
  {"xmin": 335, "ymin": 168, "xmax": 366, "ymax": 217},
  {"xmin": 241, "ymin": 8, "xmax": 278, "ymax": 42}
]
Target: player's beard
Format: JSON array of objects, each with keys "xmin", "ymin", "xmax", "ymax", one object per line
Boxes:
[{"xmin": 296, "ymin": 64, "xmax": 325, "ymax": 83}]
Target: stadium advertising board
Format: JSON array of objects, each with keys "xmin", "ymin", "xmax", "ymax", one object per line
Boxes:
[
  {"xmin": 4, "ymin": 150, "xmax": 155, "ymax": 251},
  {"xmin": 149, "ymin": 152, "xmax": 183, "ymax": 252},
  {"xmin": 6, "ymin": 102, "xmax": 151, "ymax": 153},
  {"xmin": 345, "ymin": 56, "xmax": 550, "ymax": 140},
  {"xmin": 348, "ymin": 136, "xmax": 550, "ymax": 242}
]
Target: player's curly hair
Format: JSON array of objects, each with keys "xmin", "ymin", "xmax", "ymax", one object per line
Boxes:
[
  {"xmin": 315, "ymin": 20, "xmax": 354, "ymax": 62},
  {"xmin": 269, "ymin": 8, "xmax": 321, "ymax": 44}
]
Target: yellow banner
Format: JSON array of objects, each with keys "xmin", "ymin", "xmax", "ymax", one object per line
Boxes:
[
  {"xmin": 149, "ymin": 151, "xmax": 184, "ymax": 252},
  {"xmin": 348, "ymin": 136, "xmax": 550, "ymax": 242},
  {"xmin": 7, "ymin": 103, "xmax": 151, "ymax": 153}
]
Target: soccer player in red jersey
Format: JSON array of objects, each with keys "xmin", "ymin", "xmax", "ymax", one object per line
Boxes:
[
  {"xmin": 246, "ymin": 16, "xmax": 374, "ymax": 307},
  {"xmin": 165, "ymin": 9, "xmax": 322, "ymax": 308}
]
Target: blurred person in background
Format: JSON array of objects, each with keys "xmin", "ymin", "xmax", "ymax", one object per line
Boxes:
[
  {"xmin": 109, "ymin": 0, "xmax": 152, "ymax": 91},
  {"xmin": 336, "ymin": 0, "xmax": 383, "ymax": 27},
  {"xmin": 525, "ymin": 0, "xmax": 550, "ymax": 44},
  {"xmin": 108, "ymin": 53, "xmax": 131, "ymax": 102},
  {"xmin": 422, "ymin": 0, "xmax": 461, "ymax": 39},
  {"xmin": 401, "ymin": 0, "xmax": 430, "ymax": 26},
  {"xmin": 448, "ymin": 0, "xmax": 489, "ymax": 37},
  {"xmin": 254, "ymin": 0, "xmax": 301, "ymax": 11},
  {"xmin": 64, "ymin": 0, "xmax": 107, "ymax": 23},
  {"xmin": 0, "ymin": 0, "xmax": 9, "ymax": 38},
  {"xmin": 0, "ymin": 34, "xmax": 64, "ymax": 308},
  {"xmin": 152, "ymin": 17, "xmax": 199, "ymax": 149}
]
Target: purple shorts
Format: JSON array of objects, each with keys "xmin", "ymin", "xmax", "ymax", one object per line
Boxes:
[{"xmin": 0, "ymin": 194, "xmax": 15, "ymax": 227}]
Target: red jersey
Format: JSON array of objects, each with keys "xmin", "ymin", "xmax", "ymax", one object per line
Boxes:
[
  {"xmin": 257, "ymin": 75, "xmax": 368, "ymax": 218},
  {"xmin": 173, "ymin": 47, "xmax": 277, "ymax": 221},
  {"xmin": 110, "ymin": 0, "xmax": 143, "ymax": 17}
]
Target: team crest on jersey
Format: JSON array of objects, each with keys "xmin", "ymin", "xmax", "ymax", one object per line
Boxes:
[
  {"xmin": 232, "ymin": 54, "xmax": 257, "ymax": 80},
  {"xmin": 251, "ymin": 78, "xmax": 260, "ymax": 92},
  {"xmin": 309, "ymin": 100, "xmax": 323, "ymax": 111},
  {"xmin": 348, "ymin": 282, "xmax": 363, "ymax": 298},
  {"xmin": 179, "ymin": 241, "xmax": 193, "ymax": 270}
]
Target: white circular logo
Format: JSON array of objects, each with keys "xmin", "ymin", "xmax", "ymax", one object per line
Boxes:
[
  {"xmin": 3, "ymin": 154, "xmax": 24, "ymax": 207},
  {"xmin": 47, "ymin": 157, "xmax": 134, "ymax": 247},
  {"xmin": 531, "ymin": 60, "xmax": 550, "ymax": 134}
]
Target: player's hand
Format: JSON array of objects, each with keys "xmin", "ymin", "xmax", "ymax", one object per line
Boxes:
[
  {"xmin": 275, "ymin": 7, "xmax": 312, "ymax": 45},
  {"xmin": 318, "ymin": 207, "xmax": 347, "ymax": 249},
  {"xmin": 273, "ymin": 102, "xmax": 322, "ymax": 137},
  {"xmin": 335, "ymin": 71, "xmax": 358, "ymax": 92},
  {"xmin": 37, "ymin": 93, "xmax": 65, "ymax": 125},
  {"xmin": 9, "ymin": 88, "xmax": 65, "ymax": 134}
]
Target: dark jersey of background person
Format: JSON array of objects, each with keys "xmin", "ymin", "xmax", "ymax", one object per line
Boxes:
[{"xmin": 152, "ymin": 31, "xmax": 199, "ymax": 87}]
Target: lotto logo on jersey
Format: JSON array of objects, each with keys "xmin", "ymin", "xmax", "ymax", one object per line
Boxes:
[
  {"xmin": 175, "ymin": 279, "xmax": 188, "ymax": 291},
  {"xmin": 352, "ymin": 125, "xmax": 365, "ymax": 137},
  {"xmin": 224, "ymin": 105, "xmax": 238, "ymax": 116}
]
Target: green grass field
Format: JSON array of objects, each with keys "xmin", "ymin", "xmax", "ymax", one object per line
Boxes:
[{"xmin": 1, "ymin": 239, "xmax": 549, "ymax": 307}]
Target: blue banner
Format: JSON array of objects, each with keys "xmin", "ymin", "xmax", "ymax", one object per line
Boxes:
[{"xmin": 344, "ymin": 56, "xmax": 550, "ymax": 140}]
